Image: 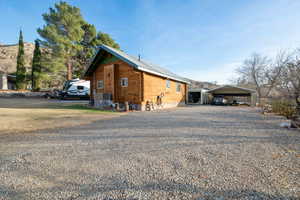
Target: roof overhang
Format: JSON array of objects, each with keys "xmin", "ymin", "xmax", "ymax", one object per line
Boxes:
[
  {"xmin": 135, "ymin": 66, "xmax": 190, "ymax": 84},
  {"xmin": 188, "ymin": 88, "xmax": 209, "ymax": 92}
]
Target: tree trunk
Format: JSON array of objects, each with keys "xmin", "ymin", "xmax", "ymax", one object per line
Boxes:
[{"xmin": 67, "ymin": 60, "xmax": 72, "ymax": 80}]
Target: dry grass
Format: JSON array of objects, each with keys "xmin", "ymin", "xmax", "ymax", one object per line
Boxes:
[{"xmin": 0, "ymin": 98, "xmax": 121, "ymax": 134}]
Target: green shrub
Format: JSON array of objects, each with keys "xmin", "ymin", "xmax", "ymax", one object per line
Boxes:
[{"xmin": 271, "ymin": 100, "xmax": 297, "ymax": 119}]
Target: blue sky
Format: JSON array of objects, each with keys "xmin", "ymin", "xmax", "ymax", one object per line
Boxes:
[{"xmin": 1, "ymin": 0, "xmax": 300, "ymax": 84}]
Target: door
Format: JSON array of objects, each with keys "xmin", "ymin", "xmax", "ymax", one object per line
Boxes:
[{"xmin": 104, "ymin": 65, "xmax": 115, "ymax": 100}]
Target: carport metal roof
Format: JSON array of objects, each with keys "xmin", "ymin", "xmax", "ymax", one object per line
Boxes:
[{"xmin": 207, "ymin": 85, "xmax": 256, "ymax": 96}]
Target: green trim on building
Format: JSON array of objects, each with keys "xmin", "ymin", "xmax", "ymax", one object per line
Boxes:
[{"xmin": 99, "ymin": 56, "xmax": 119, "ymax": 65}]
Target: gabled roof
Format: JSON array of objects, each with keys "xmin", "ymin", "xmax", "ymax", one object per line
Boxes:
[
  {"xmin": 84, "ymin": 45, "xmax": 189, "ymax": 84},
  {"xmin": 207, "ymin": 85, "xmax": 256, "ymax": 94}
]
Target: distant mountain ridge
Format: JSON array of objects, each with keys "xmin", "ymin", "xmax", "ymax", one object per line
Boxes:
[
  {"xmin": 0, "ymin": 42, "xmax": 34, "ymax": 74},
  {"xmin": 186, "ymin": 78, "xmax": 218, "ymax": 89}
]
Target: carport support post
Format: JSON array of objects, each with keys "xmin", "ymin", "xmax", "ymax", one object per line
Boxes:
[{"xmin": 251, "ymin": 93, "xmax": 257, "ymax": 107}]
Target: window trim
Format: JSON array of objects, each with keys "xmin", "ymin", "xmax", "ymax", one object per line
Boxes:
[
  {"xmin": 120, "ymin": 77, "xmax": 128, "ymax": 87},
  {"xmin": 97, "ymin": 80, "xmax": 104, "ymax": 89},
  {"xmin": 176, "ymin": 83, "xmax": 181, "ymax": 92},
  {"xmin": 166, "ymin": 79, "xmax": 171, "ymax": 89}
]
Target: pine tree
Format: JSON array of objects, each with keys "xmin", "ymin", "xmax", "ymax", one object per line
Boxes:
[
  {"xmin": 76, "ymin": 24, "xmax": 120, "ymax": 76},
  {"xmin": 16, "ymin": 30, "xmax": 27, "ymax": 90},
  {"xmin": 38, "ymin": 1, "xmax": 85, "ymax": 80},
  {"xmin": 96, "ymin": 32, "xmax": 120, "ymax": 49},
  {"xmin": 31, "ymin": 40, "xmax": 42, "ymax": 91},
  {"xmin": 38, "ymin": 1, "xmax": 120, "ymax": 80}
]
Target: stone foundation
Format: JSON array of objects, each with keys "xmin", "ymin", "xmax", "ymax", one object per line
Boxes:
[{"xmin": 92, "ymin": 98, "xmax": 185, "ymax": 111}]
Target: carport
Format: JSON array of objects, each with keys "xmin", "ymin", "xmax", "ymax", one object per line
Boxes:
[
  {"xmin": 188, "ymin": 88, "xmax": 210, "ymax": 104},
  {"xmin": 207, "ymin": 85, "xmax": 257, "ymax": 106}
]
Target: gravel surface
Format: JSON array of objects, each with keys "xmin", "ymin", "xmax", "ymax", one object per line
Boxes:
[{"xmin": 0, "ymin": 106, "xmax": 299, "ymax": 200}]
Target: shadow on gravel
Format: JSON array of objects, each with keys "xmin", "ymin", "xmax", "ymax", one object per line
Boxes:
[
  {"xmin": 1, "ymin": 156, "xmax": 299, "ymax": 200},
  {"xmin": 37, "ymin": 133, "xmax": 300, "ymax": 147},
  {"xmin": 2, "ymin": 180, "xmax": 297, "ymax": 199},
  {"xmin": 74, "ymin": 178, "xmax": 300, "ymax": 199}
]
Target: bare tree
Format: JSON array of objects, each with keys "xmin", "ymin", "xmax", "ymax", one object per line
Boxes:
[
  {"xmin": 278, "ymin": 51, "xmax": 300, "ymax": 112},
  {"xmin": 264, "ymin": 50, "xmax": 291, "ymax": 97},
  {"xmin": 236, "ymin": 52, "xmax": 291, "ymax": 103},
  {"xmin": 236, "ymin": 53, "xmax": 270, "ymax": 100}
]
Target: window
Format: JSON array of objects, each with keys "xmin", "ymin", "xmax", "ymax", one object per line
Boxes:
[
  {"xmin": 77, "ymin": 86, "xmax": 84, "ymax": 90},
  {"xmin": 176, "ymin": 83, "xmax": 181, "ymax": 92},
  {"xmin": 166, "ymin": 80, "xmax": 171, "ymax": 88},
  {"xmin": 97, "ymin": 80, "xmax": 104, "ymax": 89},
  {"xmin": 121, "ymin": 78, "xmax": 128, "ymax": 87}
]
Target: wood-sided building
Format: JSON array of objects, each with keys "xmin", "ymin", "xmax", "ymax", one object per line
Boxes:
[{"xmin": 84, "ymin": 45, "xmax": 189, "ymax": 111}]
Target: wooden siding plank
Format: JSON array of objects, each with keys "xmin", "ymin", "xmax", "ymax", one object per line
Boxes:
[{"xmin": 143, "ymin": 72, "xmax": 186, "ymax": 105}]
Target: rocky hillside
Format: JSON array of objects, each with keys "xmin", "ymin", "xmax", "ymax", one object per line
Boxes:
[
  {"xmin": 186, "ymin": 78, "xmax": 218, "ymax": 89},
  {"xmin": 0, "ymin": 42, "xmax": 34, "ymax": 74}
]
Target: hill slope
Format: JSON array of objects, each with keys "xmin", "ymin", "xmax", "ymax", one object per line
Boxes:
[
  {"xmin": 0, "ymin": 42, "xmax": 34, "ymax": 74},
  {"xmin": 186, "ymin": 78, "xmax": 218, "ymax": 89}
]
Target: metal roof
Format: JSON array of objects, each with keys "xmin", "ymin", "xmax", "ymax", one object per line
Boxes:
[
  {"xmin": 207, "ymin": 85, "xmax": 256, "ymax": 94},
  {"xmin": 84, "ymin": 45, "xmax": 190, "ymax": 84}
]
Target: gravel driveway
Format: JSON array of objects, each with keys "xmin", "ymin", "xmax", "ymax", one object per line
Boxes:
[{"xmin": 0, "ymin": 106, "xmax": 299, "ymax": 200}]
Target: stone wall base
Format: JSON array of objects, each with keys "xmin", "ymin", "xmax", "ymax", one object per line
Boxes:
[{"xmin": 92, "ymin": 98, "xmax": 185, "ymax": 111}]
